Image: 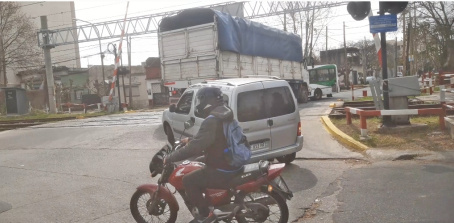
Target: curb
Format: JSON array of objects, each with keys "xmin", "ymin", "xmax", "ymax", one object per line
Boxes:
[{"xmin": 320, "ymin": 116, "xmax": 369, "ymax": 152}]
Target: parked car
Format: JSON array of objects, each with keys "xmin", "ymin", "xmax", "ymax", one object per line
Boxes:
[
  {"xmin": 162, "ymin": 78, "xmax": 304, "ymax": 164},
  {"xmin": 366, "ymin": 76, "xmax": 376, "ymax": 83}
]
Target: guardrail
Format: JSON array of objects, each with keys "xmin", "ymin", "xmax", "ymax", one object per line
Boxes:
[
  {"xmin": 345, "ymin": 107, "xmax": 446, "ymax": 137},
  {"xmin": 61, "ymin": 103, "xmax": 103, "ymax": 114},
  {"xmin": 440, "ymin": 86, "xmax": 454, "ymax": 103}
]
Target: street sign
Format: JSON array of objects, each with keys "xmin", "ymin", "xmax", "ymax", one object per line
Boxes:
[{"xmin": 369, "ymin": 14, "xmax": 398, "ymax": 33}]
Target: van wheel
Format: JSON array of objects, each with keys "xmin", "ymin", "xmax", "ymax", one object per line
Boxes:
[
  {"xmin": 276, "ymin": 152, "xmax": 296, "ymax": 164},
  {"xmin": 164, "ymin": 124, "xmax": 175, "ymax": 146}
]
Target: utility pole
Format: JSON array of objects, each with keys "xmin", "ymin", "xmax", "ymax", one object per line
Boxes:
[
  {"xmin": 128, "ymin": 36, "xmax": 133, "ymax": 108},
  {"xmin": 379, "ymin": 2, "xmax": 392, "ymax": 127},
  {"xmin": 283, "ymin": 12, "xmax": 287, "ymax": 32},
  {"xmin": 402, "ymin": 10, "xmax": 406, "ymax": 76},
  {"xmin": 395, "ymin": 36, "xmax": 398, "ymax": 77},
  {"xmin": 343, "ymin": 21, "xmax": 348, "ymax": 86},
  {"xmin": 40, "ymin": 16, "xmax": 57, "ymax": 114},
  {"xmin": 309, "ymin": 6, "xmax": 315, "ymax": 63},
  {"xmin": 0, "ymin": 33, "xmax": 6, "ymax": 86},
  {"xmin": 413, "ymin": 2, "xmax": 416, "ymax": 75},
  {"xmin": 363, "ymin": 37, "xmax": 367, "ymax": 82},
  {"xmin": 108, "ymin": 43, "xmax": 122, "ymax": 111},
  {"xmin": 120, "ymin": 45, "xmax": 127, "ymax": 107},
  {"xmin": 406, "ymin": 19, "xmax": 411, "ymax": 76},
  {"xmin": 326, "ymin": 26, "xmax": 328, "ymax": 53}
]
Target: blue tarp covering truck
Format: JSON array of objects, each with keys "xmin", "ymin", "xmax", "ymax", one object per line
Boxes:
[{"xmin": 159, "ymin": 8, "xmax": 309, "ymax": 103}]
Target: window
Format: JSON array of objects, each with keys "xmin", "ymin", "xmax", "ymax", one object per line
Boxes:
[
  {"xmin": 266, "ymin": 87, "xmax": 295, "ymax": 118},
  {"xmin": 176, "ymin": 91, "xmax": 193, "ymax": 114},
  {"xmin": 195, "ymin": 93, "xmax": 229, "ymax": 118},
  {"xmin": 237, "ymin": 89, "xmax": 267, "ymax": 122},
  {"xmin": 75, "ymin": 90, "xmax": 84, "ymax": 100},
  {"xmin": 151, "ymin": 83, "xmax": 162, "ymax": 93},
  {"xmin": 237, "ymin": 86, "xmax": 295, "ymax": 122}
]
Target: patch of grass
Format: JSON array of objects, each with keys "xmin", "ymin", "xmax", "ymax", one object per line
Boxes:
[
  {"xmin": 330, "ymin": 116, "xmax": 454, "ymax": 151},
  {"xmin": 348, "ymin": 96, "xmax": 378, "ymax": 102}
]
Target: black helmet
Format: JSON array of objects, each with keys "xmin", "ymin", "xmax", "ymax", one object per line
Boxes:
[{"xmin": 195, "ymin": 87, "xmax": 223, "ymax": 117}]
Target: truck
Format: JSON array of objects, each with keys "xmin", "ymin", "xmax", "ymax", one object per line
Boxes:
[{"xmin": 158, "ymin": 8, "xmax": 310, "ymax": 103}]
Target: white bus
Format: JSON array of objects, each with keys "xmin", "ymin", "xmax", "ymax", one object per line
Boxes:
[{"xmin": 305, "ymin": 64, "xmax": 339, "ymax": 100}]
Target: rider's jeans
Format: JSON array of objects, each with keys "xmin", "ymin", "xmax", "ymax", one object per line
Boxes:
[{"xmin": 182, "ymin": 166, "xmax": 237, "ymax": 217}]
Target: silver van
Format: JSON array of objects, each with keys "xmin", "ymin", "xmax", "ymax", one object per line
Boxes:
[{"xmin": 162, "ymin": 78, "xmax": 303, "ymax": 164}]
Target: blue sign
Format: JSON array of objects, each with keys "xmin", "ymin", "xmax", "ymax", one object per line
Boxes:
[{"xmin": 369, "ymin": 15, "xmax": 398, "ymax": 33}]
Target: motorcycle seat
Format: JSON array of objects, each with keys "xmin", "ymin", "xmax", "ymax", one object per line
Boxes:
[{"xmin": 229, "ymin": 160, "xmax": 270, "ymax": 188}]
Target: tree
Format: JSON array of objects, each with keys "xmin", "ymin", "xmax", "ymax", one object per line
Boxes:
[
  {"xmin": 0, "ymin": 2, "xmax": 42, "ymax": 86},
  {"xmin": 349, "ymin": 40, "xmax": 380, "ymax": 76},
  {"xmin": 414, "ymin": 2, "xmax": 454, "ymax": 71},
  {"xmin": 276, "ymin": 2, "xmax": 332, "ymax": 66}
]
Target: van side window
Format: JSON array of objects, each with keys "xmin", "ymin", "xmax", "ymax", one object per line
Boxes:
[
  {"xmin": 265, "ymin": 87, "xmax": 295, "ymax": 117},
  {"xmin": 176, "ymin": 91, "xmax": 193, "ymax": 114},
  {"xmin": 237, "ymin": 90, "xmax": 267, "ymax": 122},
  {"xmin": 195, "ymin": 93, "xmax": 229, "ymax": 118}
]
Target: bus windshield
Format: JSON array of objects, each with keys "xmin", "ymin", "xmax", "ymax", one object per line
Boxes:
[{"xmin": 308, "ymin": 64, "xmax": 337, "ymax": 87}]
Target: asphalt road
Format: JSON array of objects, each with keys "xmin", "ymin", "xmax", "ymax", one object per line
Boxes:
[
  {"xmin": 0, "ymin": 93, "xmax": 364, "ymax": 223},
  {"xmin": 1, "ymin": 89, "xmax": 453, "ymax": 223}
]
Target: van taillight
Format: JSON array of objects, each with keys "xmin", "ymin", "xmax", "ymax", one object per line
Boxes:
[{"xmin": 297, "ymin": 122, "xmax": 302, "ymax": 136}]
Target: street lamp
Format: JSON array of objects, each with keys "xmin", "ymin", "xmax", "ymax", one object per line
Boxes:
[{"xmin": 73, "ymin": 18, "xmax": 106, "ymax": 95}]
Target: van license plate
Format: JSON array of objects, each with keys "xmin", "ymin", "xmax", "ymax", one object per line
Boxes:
[{"xmin": 251, "ymin": 141, "xmax": 269, "ymax": 151}]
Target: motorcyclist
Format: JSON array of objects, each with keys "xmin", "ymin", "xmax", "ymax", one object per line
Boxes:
[{"xmin": 164, "ymin": 87, "xmax": 241, "ymax": 223}]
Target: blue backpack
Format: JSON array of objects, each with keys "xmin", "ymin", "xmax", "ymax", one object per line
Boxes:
[{"xmin": 221, "ymin": 119, "xmax": 251, "ymax": 167}]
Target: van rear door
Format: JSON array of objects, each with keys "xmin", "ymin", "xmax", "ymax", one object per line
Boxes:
[
  {"xmin": 261, "ymin": 81, "xmax": 299, "ymax": 150},
  {"xmin": 233, "ymin": 83, "xmax": 272, "ymax": 153}
]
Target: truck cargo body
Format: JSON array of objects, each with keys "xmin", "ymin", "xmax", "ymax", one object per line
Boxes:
[
  {"xmin": 158, "ymin": 8, "xmax": 309, "ymax": 102},
  {"xmin": 159, "ymin": 23, "xmax": 305, "ymax": 88}
]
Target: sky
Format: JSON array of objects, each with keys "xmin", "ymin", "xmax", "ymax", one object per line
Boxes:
[{"xmin": 70, "ymin": 0, "xmax": 404, "ymax": 68}]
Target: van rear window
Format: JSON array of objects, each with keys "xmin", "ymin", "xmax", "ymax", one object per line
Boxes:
[{"xmin": 237, "ymin": 86, "xmax": 295, "ymax": 122}]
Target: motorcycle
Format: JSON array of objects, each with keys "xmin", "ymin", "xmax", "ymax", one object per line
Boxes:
[{"xmin": 130, "ymin": 123, "xmax": 293, "ymax": 223}]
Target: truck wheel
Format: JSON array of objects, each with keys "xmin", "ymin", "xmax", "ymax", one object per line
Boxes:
[{"xmin": 297, "ymin": 85, "xmax": 309, "ymax": 103}]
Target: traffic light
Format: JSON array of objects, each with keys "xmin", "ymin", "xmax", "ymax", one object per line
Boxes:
[
  {"xmin": 118, "ymin": 67, "xmax": 130, "ymax": 75},
  {"xmin": 347, "ymin": 2, "xmax": 408, "ymax": 21},
  {"xmin": 347, "ymin": 2, "xmax": 371, "ymax": 21},
  {"xmin": 380, "ymin": 2, "xmax": 408, "ymax": 14}
]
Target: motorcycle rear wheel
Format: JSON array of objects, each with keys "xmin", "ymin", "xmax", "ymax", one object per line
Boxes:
[
  {"xmin": 236, "ymin": 190, "xmax": 288, "ymax": 223},
  {"xmin": 130, "ymin": 190, "xmax": 177, "ymax": 223}
]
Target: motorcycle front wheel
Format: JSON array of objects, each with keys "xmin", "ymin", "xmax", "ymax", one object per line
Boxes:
[
  {"xmin": 130, "ymin": 190, "xmax": 177, "ymax": 223},
  {"xmin": 236, "ymin": 190, "xmax": 289, "ymax": 223}
]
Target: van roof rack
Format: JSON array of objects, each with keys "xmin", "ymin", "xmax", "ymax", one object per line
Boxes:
[{"xmin": 244, "ymin": 75, "xmax": 281, "ymax": 80}]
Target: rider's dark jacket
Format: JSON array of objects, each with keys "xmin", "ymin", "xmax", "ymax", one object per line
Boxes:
[{"xmin": 165, "ymin": 105, "xmax": 237, "ymax": 171}]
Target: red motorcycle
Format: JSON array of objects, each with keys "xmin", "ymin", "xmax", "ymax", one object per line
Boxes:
[{"xmin": 130, "ymin": 142, "xmax": 293, "ymax": 223}]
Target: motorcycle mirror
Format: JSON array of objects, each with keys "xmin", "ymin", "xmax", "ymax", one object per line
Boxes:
[
  {"xmin": 184, "ymin": 119, "xmax": 194, "ymax": 129},
  {"xmin": 169, "ymin": 104, "xmax": 176, "ymax": 112}
]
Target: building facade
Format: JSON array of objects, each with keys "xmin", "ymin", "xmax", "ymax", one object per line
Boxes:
[{"xmin": 4, "ymin": 2, "xmax": 80, "ymax": 87}]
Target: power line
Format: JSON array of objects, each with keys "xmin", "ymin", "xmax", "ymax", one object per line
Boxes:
[{"xmin": 19, "ymin": 2, "xmax": 45, "ymax": 8}]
